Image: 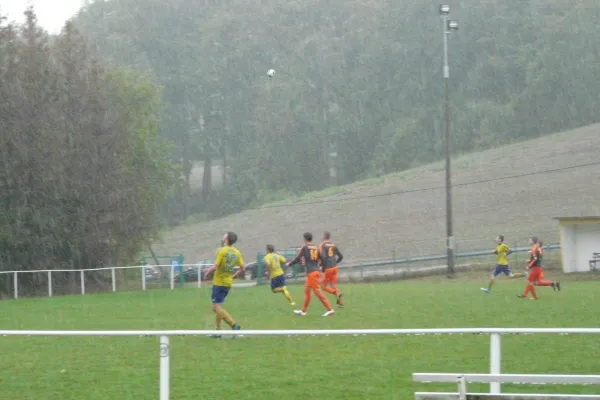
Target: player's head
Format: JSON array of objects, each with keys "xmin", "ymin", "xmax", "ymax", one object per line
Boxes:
[
  {"xmin": 496, "ymin": 235, "xmax": 504, "ymax": 244},
  {"xmin": 323, "ymin": 231, "xmax": 331, "ymax": 241},
  {"xmin": 303, "ymin": 232, "xmax": 313, "ymax": 243},
  {"xmin": 223, "ymin": 232, "xmax": 238, "ymax": 246},
  {"xmin": 529, "ymin": 236, "xmax": 538, "ymax": 245},
  {"xmin": 266, "ymin": 244, "xmax": 275, "ymax": 253}
]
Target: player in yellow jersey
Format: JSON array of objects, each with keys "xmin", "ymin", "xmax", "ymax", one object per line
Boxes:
[
  {"xmin": 202, "ymin": 232, "xmax": 245, "ymax": 338},
  {"xmin": 263, "ymin": 245, "xmax": 295, "ymax": 306},
  {"xmin": 481, "ymin": 235, "xmax": 515, "ymax": 294}
]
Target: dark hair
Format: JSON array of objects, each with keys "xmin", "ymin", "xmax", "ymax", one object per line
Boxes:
[
  {"xmin": 497, "ymin": 235, "xmax": 504, "ymax": 242},
  {"xmin": 538, "ymin": 240, "xmax": 543, "ymax": 247},
  {"xmin": 303, "ymin": 232, "xmax": 313, "ymax": 242},
  {"xmin": 266, "ymin": 244, "xmax": 275, "ymax": 253},
  {"xmin": 226, "ymin": 232, "xmax": 238, "ymax": 245},
  {"xmin": 323, "ymin": 231, "xmax": 331, "ymax": 240},
  {"xmin": 530, "ymin": 236, "xmax": 538, "ymax": 244}
]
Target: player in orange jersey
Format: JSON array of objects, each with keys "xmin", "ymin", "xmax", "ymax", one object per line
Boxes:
[
  {"xmin": 287, "ymin": 232, "xmax": 335, "ymax": 317},
  {"xmin": 518, "ymin": 237, "xmax": 559, "ymax": 300},
  {"xmin": 534, "ymin": 241, "xmax": 561, "ymax": 291},
  {"xmin": 319, "ymin": 231, "xmax": 344, "ymax": 307}
]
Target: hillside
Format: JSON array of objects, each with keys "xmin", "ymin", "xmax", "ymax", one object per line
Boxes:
[{"xmin": 152, "ymin": 123, "xmax": 600, "ymax": 263}]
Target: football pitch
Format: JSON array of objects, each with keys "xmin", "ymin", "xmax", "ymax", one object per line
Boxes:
[{"xmin": 1, "ymin": 276, "xmax": 599, "ymax": 399}]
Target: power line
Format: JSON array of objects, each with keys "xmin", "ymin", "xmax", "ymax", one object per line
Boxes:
[{"xmin": 254, "ymin": 160, "xmax": 600, "ymax": 211}]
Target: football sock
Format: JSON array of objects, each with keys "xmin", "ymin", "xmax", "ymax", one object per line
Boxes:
[
  {"xmin": 302, "ymin": 288, "xmax": 312, "ymax": 313},
  {"xmin": 323, "ymin": 287, "xmax": 337, "ymax": 295},
  {"xmin": 488, "ymin": 279, "xmax": 495, "ymax": 291},
  {"xmin": 217, "ymin": 309, "xmax": 235, "ymax": 328},
  {"xmin": 537, "ymin": 280, "xmax": 553, "ymax": 287},
  {"xmin": 523, "ymin": 283, "xmax": 538, "ymax": 299},
  {"xmin": 314, "ymin": 289, "xmax": 333, "ymax": 311},
  {"xmin": 510, "ymin": 273, "xmax": 524, "ymax": 278},
  {"xmin": 282, "ymin": 287, "xmax": 293, "ymax": 303},
  {"xmin": 216, "ymin": 314, "xmax": 222, "ymax": 330}
]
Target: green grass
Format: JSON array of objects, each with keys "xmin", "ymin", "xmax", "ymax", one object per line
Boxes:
[{"xmin": 1, "ymin": 277, "xmax": 599, "ymax": 399}]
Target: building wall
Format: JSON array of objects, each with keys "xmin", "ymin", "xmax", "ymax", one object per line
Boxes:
[{"xmin": 560, "ymin": 222, "xmax": 600, "ymax": 273}]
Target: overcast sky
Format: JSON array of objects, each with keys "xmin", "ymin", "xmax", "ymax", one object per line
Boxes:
[{"xmin": 2, "ymin": 0, "xmax": 84, "ymax": 33}]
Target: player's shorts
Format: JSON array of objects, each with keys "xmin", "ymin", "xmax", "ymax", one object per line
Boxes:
[
  {"xmin": 492, "ymin": 265, "xmax": 512, "ymax": 277},
  {"xmin": 211, "ymin": 285, "xmax": 230, "ymax": 304},
  {"xmin": 527, "ymin": 267, "xmax": 543, "ymax": 283},
  {"xmin": 323, "ymin": 266, "xmax": 339, "ymax": 285},
  {"xmin": 305, "ymin": 271, "xmax": 321, "ymax": 290},
  {"xmin": 270, "ymin": 274, "xmax": 286, "ymax": 290}
]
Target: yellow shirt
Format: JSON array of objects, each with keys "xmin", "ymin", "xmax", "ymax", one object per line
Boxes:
[
  {"xmin": 213, "ymin": 246, "xmax": 245, "ymax": 288},
  {"xmin": 263, "ymin": 253, "xmax": 286, "ymax": 279},
  {"xmin": 495, "ymin": 243, "xmax": 511, "ymax": 266}
]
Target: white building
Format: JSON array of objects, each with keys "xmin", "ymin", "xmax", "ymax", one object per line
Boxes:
[{"xmin": 554, "ymin": 216, "xmax": 600, "ymax": 273}]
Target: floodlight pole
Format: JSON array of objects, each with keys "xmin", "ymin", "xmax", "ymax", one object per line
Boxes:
[{"xmin": 440, "ymin": 7, "xmax": 455, "ymax": 276}]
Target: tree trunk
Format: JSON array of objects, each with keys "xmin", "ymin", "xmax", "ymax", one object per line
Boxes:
[{"xmin": 202, "ymin": 156, "xmax": 212, "ymax": 201}]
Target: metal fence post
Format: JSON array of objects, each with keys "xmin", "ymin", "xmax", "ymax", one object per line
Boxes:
[
  {"xmin": 111, "ymin": 267, "xmax": 116, "ymax": 292},
  {"xmin": 13, "ymin": 272, "xmax": 18, "ymax": 299},
  {"xmin": 490, "ymin": 333, "xmax": 501, "ymax": 393},
  {"xmin": 170, "ymin": 265, "xmax": 174, "ymax": 290},
  {"xmin": 160, "ymin": 336, "xmax": 170, "ymax": 400},
  {"xmin": 48, "ymin": 271, "xmax": 52, "ymax": 297},
  {"xmin": 197, "ymin": 265, "xmax": 201, "ymax": 288},
  {"xmin": 80, "ymin": 270, "xmax": 85, "ymax": 295},
  {"xmin": 142, "ymin": 266, "xmax": 146, "ymax": 291}
]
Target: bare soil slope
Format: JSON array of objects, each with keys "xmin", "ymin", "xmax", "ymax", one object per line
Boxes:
[{"xmin": 153, "ymin": 123, "xmax": 600, "ymax": 263}]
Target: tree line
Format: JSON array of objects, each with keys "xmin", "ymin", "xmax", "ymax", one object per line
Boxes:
[
  {"xmin": 73, "ymin": 0, "xmax": 600, "ymax": 225},
  {"xmin": 0, "ymin": 10, "xmax": 174, "ymax": 297}
]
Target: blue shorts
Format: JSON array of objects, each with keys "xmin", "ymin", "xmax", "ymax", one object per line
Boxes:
[
  {"xmin": 492, "ymin": 265, "xmax": 512, "ymax": 277},
  {"xmin": 270, "ymin": 275, "xmax": 286, "ymax": 290},
  {"xmin": 211, "ymin": 285, "xmax": 230, "ymax": 304}
]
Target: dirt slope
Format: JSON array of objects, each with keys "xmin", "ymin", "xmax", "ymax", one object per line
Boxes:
[{"xmin": 153, "ymin": 123, "xmax": 600, "ymax": 263}]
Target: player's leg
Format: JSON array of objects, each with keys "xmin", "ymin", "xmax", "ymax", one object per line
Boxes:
[
  {"xmin": 330, "ymin": 267, "xmax": 343, "ymax": 307},
  {"xmin": 307, "ymin": 272, "xmax": 334, "ymax": 316},
  {"xmin": 321, "ymin": 269, "xmax": 337, "ymax": 296},
  {"xmin": 294, "ymin": 277, "xmax": 312, "ymax": 315},
  {"xmin": 211, "ymin": 286, "xmax": 240, "ymax": 330},
  {"xmin": 481, "ymin": 266, "xmax": 500, "ymax": 293},
  {"xmin": 272, "ymin": 275, "xmax": 295, "ymax": 305},
  {"xmin": 518, "ymin": 268, "xmax": 539, "ymax": 300}
]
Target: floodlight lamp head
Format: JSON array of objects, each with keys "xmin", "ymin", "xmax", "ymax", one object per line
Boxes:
[
  {"xmin": 439, "ymin": 5, "xmax": 450, "ymax": 15},
  {"xmin": 448, "ymin": 20, "xmax": 459, "ymax": 31}
]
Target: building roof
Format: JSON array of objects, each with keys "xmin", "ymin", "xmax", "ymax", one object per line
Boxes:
[{"xmin": 554, "ymin": 216, "xmax": 600, "ymax": 222}]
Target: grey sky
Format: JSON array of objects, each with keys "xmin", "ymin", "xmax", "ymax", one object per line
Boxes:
[{"xmin": 2, "ymin": 0, "xmax": 84, "ymax": 33}]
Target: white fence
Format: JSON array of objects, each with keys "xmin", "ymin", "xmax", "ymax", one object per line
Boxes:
[
  {"xmin": 1, "ymin": 328, "xmax": 599, "ymax": 400},
  {"xmin": 0, "ymin": 264, "xmax": 211, "ymax": 299}
]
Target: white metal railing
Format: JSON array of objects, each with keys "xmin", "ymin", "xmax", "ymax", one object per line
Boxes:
[
  {"xmin": 0, "ymin": 264, "xmax": 212, "ymax": 299},
  {"xmin": 414, "ymin": 373, "xmax": 600, "ymax": 399},
  {"xmin": 1, "ymin": 328, "xmax": 599, "ymax": 400}
]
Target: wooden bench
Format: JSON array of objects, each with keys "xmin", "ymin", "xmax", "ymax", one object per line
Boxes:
[
  {"xmin": 589, "ymin": 253, "xmax": 600, "ymax": 271},
  {"xmin": 413, "ymin": 373, "xmax": 600, "ymax": 400}
]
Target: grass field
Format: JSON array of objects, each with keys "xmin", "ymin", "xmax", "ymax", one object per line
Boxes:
[
  {"xmin": 153, "ymin": 123, "xmax": 600, "ymax": 265},
  {"xmin": 1, "ymin": 272, "xmax": 600, "ymax": 399}
]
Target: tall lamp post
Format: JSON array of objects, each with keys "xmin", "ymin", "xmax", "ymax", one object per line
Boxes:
[{"xmin": 439, "ymin": 5, "xmax": 459, "ymax": 275}]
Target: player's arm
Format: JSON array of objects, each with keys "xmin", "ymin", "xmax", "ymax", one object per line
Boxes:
[
  {"xmin": 503, "ymin": 244, "xmax": 513, "ymax": 256},
  {"xmin": 527, "ymin": 247, "xmax": 539, "ymax": 268},
  {"xmin": 287, "ymin": 246, "xmax": 304, "ymax": 267},
  {"xmin": 232, "ymin": 252, "xmax": 245, "ymax": 279},
  {"xmin": 317, "ymin": 243, "xmax": 324, "ymax": 266},
  {"xmin": 203, "ymin": 249, "xmax": 224, "ymax": 279},
  {"xmin": 277, "ymin": 254, "xmax": 287, "ymax": 265},
  {"xmin": 335, "ymin": 246, "xmax": 343, "ymax": 264}
]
